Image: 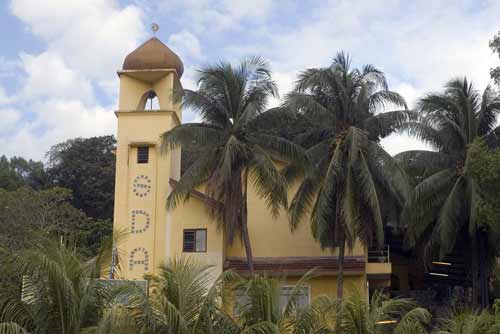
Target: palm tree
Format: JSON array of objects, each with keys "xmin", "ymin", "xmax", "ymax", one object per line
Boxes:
[
  {"xmin": 285, "ymin": 52, "xmax": 410, "ymax": 300},
  {"xmin": 339, "ymin": 291, "xmax": 431, "ymax": 334},
  {"xmin": 0, "ymin": 236, "xmax": 116, "ymax": 334},
  {"xmin": 233, "ymin": 270, "xmax": 337, "ymax": 333},
  {"xmin": 97, "ymin": 257, "xmax": 239, "ymax": 334},
  {"xmin": 398, "ymin": 78, "xmax": 500, "ymax": 308},
  {"xmin": 162, "ymin": 57, "xmax": 305, "ymax": 273},
  {"xmin": 437, "ymin": 310, "xmax": 499, "ymax": 334}
]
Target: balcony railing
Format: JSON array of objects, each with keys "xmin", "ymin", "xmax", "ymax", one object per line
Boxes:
[{"xmin": 368, "ymin": 245, "xmax": 390, "ymax": 263}]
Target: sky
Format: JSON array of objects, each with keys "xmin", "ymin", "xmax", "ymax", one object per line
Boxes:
[{"xmin": 0, "ymin": 0, "xmax": 499, "ymax": 160}]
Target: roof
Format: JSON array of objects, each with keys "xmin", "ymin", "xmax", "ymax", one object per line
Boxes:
[
  {"xmin": 122, "ymin": 37, "xmax": 184, "ymax": 77},
  {"xmin": 224, "ymin": 256, "xmax": 366, "ymax": 275}
]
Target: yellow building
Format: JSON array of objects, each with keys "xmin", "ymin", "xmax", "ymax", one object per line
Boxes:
[{"xmin": 112, "ymin": 36, "xmax": 391, "ymax": 302}]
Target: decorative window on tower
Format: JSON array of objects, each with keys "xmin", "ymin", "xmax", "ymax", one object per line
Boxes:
[
  {"xmin": 137, "ymin": 146, "xmax": 149, "ymax": 164},
  {"xmin": 183, "ymin": 229, "xmax": 207, "ymax": 252}
]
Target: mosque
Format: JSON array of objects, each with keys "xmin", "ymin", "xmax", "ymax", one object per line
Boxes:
[{"xmin": 111, "ymin": 35, "xmax": 394, "ymax": 302}]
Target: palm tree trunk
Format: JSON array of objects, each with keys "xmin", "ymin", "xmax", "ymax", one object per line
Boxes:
[
  {"xmin": 241, "ymin": 168, "xmax": 254, "ymax": 274},
  {"xmin": 334, "ymin": 197, "xmax": 345, "ymax": 302},
  {"xmin": 471, "ymin": 236, "xmax": 479, "ymax": 309},
  {"xmin": 337, "ymin": 233, "xmax": 346, "ymax": 301},
  {"xmin": 478, "ymin": 231, "xmax": 489, "ymax": 309}
]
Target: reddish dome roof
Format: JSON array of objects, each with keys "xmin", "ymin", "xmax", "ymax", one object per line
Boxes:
[{"xmin": 122, "ymin": 37, "xmax": 184, "ymax": 77}]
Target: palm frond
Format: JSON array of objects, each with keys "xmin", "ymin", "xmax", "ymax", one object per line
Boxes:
[
  {"xmin": 249, "ymin": 145, "xmax": 288, "ymax": 218},
  {"xmin": 403, "ymin": 169, "xmax": 456, "ymax": 248},
  {"xmin": 167, "ymin": 149, "xmax": 219, "ymax": 209},
  {"xmin": 356, "ymin": 152, "xmax": 384, "ymax": 248},
  {"xmin": 161, "ymin": 123, "xmax": 224, "ymax": 152},
  {"xmin": 362, "ymin": 109, "xmax": 416, "ymax": 139},
  {"xmin": 395, "ymin": 150, "xmax": 455, "ymax": 177},
  {"xmin": 0, "ymin": 323, "xmax": 29, "ymax": 334},
  {"xmin": 435, "ymin": 176, "xmax": 466, "ymax": 257}
]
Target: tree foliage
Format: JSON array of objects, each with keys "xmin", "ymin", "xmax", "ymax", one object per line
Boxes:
[
  {"xmin": 468, "ymin": 140, "xmax": 500, "ymax": 233},
  {"xmin": 284, "ymin": 52, "xmax": 410, "ymax": 299},
  {"xmin": 489, "ymin": 31, "xmax": 500, "ymax": 86},
  {"xmin": 0, "ymin": 156, "xmax": 48, "ymax": 191},
  {"xmin": 0, "ymin": 187, "xmax": 88, "ymax": 252},
  {"xmin": 6, "ymin": 237, "xmax": 500, "ymax": 334},
  {"xmin": 162, "ymin": 57, "xmax": 305, "ymax": 273},
  {"xmin": 46, "ymin": 136, "xmax": 116, "ymax": 220},
  {"xmin": 339, "ymin": 291, "xmax": 431, "ymax": 334},
  {"xmin": 0, "ymin": 187, "xmax": 110, "ymax": 257},
  {"xmin": 398, "ymin": 78, "xmax": 500, "ymax": 308},
  {"xmin": 0, "ymin": 236, "xmax": 116, "ymax": 334},
  {"xmin": 234, "ymin": 270, "xmax": 337, "ymax": 333},
  {"xmin": 437, "ymin": 310, "xmax": 500, "ymax": 334}
]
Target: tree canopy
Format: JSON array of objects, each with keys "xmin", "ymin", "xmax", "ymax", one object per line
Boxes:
[
  {"xmin": 162, "ymin": 57, "xmax": 305, "ymax": 273},
  {"xmin": 283, "ymin": 52, "xmax": 410, "ymax": 299},
  {"xmin": 0, "ymin": 156, "xmax": 48, "ymax": 191},
  {"xmin": 46, "ymin": 135, "xmax": 116, "ymax": 220},
  {"xmin": 399, "ymin": 78, "xmax": 500, "ymax": 308}
]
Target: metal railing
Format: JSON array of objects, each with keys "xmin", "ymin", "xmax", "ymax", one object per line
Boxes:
[{"xmin": 367, "ymin": 245, "xmax": 390, "ymax": 263}]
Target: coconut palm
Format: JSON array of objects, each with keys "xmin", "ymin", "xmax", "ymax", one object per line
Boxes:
[
  {"xmin": 285, "ymin": 52, "xmax": 410, "ymax": 300},
  {"xmin": 0, "ymin": 236, "xmax": 116, "ymax": 334},
  {"xmin": 398, "ymin": 78, "xmax": 500, "ymax": 308},
  {"xmin": 339, "ymin": 291, "xmax": 431, "ymax": 334},
  {"xmin": 233, "ymin": 270, "xmax": 336, "ymax": 333},
  {"xmin": 96, "ymin": 256, "xmax": 239, "ymax": 334},
  {"xmin": 162, "ymin": 57, "xmax": 305, "ymax": 273}
]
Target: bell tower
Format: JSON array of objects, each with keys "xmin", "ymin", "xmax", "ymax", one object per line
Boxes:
[{"xmin": 112, "ymin": 36, "xmax": 183, "ymax": 279}]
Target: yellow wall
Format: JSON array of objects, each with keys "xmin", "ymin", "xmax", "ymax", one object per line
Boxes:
[
  {"xmin": 226, "ymin": 179, "xmax": 365, "ymax": 258},
  {"xmin": 168, "ymin": 196, "xmax": 225, "ymax": 277},
  {"xmin": 366, "ymin": 263, "xmax": 392, "ymax": 275},
  {"xmin": 113, "ymin": 70, "xmax": 181, "ymax": 280},
  {"xmin": 112, "ymin": 65, "xmax": 388, "ymax": 301},
  {"xmin": 284, "ymin": 275, "xmax": 367, "ymax": 300}
]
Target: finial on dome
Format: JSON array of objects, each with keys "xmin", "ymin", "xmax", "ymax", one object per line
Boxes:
[{"xmin": 151, "ymin": 23, "xmax": 159, "ymax": 35}]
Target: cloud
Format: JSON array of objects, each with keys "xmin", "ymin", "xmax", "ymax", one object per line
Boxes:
[
  {"xmin": 19, "ymin": 51, "xmax": 94, "ymax": 103},
  {"xmin": 0, "ymin": 108, "xmax": 21, "ymax": 132},
  {"xmin": 221, "ymin": 0, "xmax": 272, "ymax": 22},
  {"xmin": 168, "ymin": 30, "xmax": 203, "ymax": 60},
  {"xmin": 156, "ymin": 0, "xmax": 273, "ymax": 34},
  {"xmin": 268, "ymin": 71, "xmax": 295, "ymax": 108},
  {"xmin": 0, "ymin": 99, "xmax": 116, "ymax": 159},
  {"xmin": 1, "ymin": 0, "xmax": 146, "ymax": 159},
  {"xmin": 0, "ymin": 57, "xmax": 19, "ymax": 78},
  {"xmin": 238, "ymin": 0, "xmax": 500, "ymax": 154},
  {"xmin": 0, "ymin": 86, "xmax": 13, "ymax": 105},
  {"xmin": 3, "ymin": 0, "xmax": 500, "ymax": 160},
  {"xmin": 381, "ymin": 134, "xmax": 433, "ymax": 157},
  {"xmin": 10, "ymin": 0, "xmax": 146, "ymax": 81},
  {"xmin": 391, "ymin": 82, "xmax": 420, "ymax": 109}
]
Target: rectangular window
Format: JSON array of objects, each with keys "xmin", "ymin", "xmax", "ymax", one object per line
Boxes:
[
  {"xmin": 183, "ymin": 229, "xmax": 207, "ymax": 252},
  {"xmin": 233, "ymin": 285, "xmax": 310, "ymax": 316},
  {"xmin": 233, "ymin": 289, "xmax": 248, "ymax": 316},
  {"xmin": 137, "ymin": 146, "xmax": 149, "ymax": 164},
  {"xmin": 279, "ymin": 286, "xmax": 310, "ymax": 311}
]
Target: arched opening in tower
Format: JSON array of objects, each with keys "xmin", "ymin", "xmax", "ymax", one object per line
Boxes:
[{"xmin": 138, "ymin": 90, "xmax": 160, "ymax": 110}]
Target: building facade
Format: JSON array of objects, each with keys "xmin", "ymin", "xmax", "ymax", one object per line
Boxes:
[{"xmin": 112, "ymin": 37, "xmax": 392, "ymax": 301}]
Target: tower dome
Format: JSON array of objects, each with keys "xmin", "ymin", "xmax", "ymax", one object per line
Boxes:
[{"xmin": 122, "ymin": 37, "xmax": 184, "ymax": 77}]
